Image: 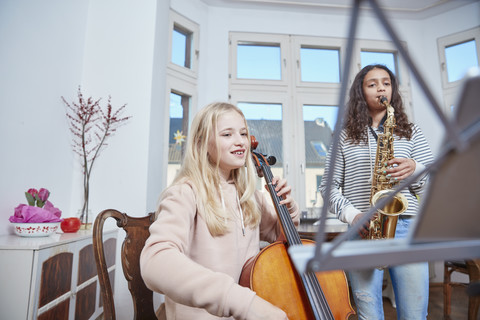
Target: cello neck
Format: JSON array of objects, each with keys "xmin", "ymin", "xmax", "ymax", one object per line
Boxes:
[
  {"xmin": 251, "ymin": 146, "xmax": 335, "ymax": 320},
  {"xmin": 255, "ymin": 155, "xmax": 302, "ymax": 247}
]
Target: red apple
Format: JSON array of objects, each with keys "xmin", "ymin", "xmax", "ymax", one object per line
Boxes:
[{"xmin": 61, "ymin": 217, "xmax": 81, "ymax": 233}]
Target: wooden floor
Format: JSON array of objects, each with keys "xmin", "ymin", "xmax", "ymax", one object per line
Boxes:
[{"xmin": 349, "ymin": 283, "xmax": 473, "ymax": 319}]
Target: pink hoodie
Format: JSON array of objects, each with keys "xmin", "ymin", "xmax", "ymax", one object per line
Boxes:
[{"xmin": 140, "ymin": 179, "xmax": 299, "ymax": 319}]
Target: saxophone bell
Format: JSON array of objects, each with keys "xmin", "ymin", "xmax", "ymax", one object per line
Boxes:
[{"xmin": 369, "ymin": 189, "xmax": 408, "ymax": 239}]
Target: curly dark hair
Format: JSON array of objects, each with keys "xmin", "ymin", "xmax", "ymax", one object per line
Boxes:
[{"xmin": 344, "ymin": 64, "xmax": 412, "ymax": 144}]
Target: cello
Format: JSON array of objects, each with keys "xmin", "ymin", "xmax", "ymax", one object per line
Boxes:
[{"xmin": 239, "ymin": 136, "xmax": 355, "ymax": 320}]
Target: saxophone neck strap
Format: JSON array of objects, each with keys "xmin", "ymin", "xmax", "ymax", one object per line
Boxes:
[{"xmin": 369, "ymin": 113, "xmax": 388, "ymax": 141}]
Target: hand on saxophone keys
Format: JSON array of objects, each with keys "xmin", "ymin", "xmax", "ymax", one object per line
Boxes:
[{"xmin": 385, "ymin": 157, "xmax": 416, "ymax": 181}]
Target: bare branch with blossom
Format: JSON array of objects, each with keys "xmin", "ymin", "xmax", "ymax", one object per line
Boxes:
[{"xmin": 62, "ymin": 86, "xmax": 131, "ymax": 225}]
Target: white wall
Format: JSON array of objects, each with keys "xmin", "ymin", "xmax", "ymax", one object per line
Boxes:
[
  {"xmin": 0, "ymin": 0, "xmax": 170, "ymax": 232},
  {"xmin": 0, "ymin": 0, "xmax": 170, "ymax": 318},
  {"xmin": 78, "ymin": 0, "xmax": 158, "ymax": 218},
  {"xmin": 0, "ymin": 0, "xmax": 89, "ymax": 234}
]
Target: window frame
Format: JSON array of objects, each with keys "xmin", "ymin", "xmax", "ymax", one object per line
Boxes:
[
  {"xmin": 438, "ymin": 26, "xmax": 480, "ymax": 89},
  {"xmin": 229, "ymin": 33, "xmax": 291, "ymax": 87},
  {"xmin": 164, "ymin": 10, "xmax": 200, "ymax": 186},
  {"xmin": 437, "ymin": 26, "xmax": 480, "ymax": 115},
  {"xmin": 229, "ymin": 31, "xmax": 413, "ymax": 212},
  {"xmin": 292, "ymin": 35, "xmax": 345, "ymax": 90},
  {"xmin": 168, "ymin": 10, "xmax": 200, "ymax": 79}
]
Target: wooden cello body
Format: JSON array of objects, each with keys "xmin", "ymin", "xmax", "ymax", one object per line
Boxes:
[{"xmin": 240, "ymin": 137, "xmax": 355, "ymax": 320}]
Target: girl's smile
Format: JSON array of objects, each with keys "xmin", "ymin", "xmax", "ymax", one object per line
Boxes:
[{"xmin": 208, "ymin": 110, "xmax": 249, "ymax": 180}]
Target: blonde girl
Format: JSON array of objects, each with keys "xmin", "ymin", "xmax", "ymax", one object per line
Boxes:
[{"xmin": 141, "ymin": 102, "xmax": 299, "ymax": 320}]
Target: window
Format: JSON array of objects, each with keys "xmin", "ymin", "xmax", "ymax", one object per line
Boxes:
[
  {"xmin": 353, "ymin": 39, "xmax": 412, "ymax": 118},
  {"xmin": 165, "ymin": 11, "xmax": 199, "ymax": 187},
  {"xmin": 168, "ymin": 92, "xmax": 190, "ymax": 185},
  {"xmin": 300, "ymin": 47, "xmax": 340, "ymax": 83},
  {"xmin": 445, "ymin": 40, "xmax": 478, "ymax": 83},
  {"xmin": 303, "ymin": 104, "xmax": 338, "ymax": 214},
  {"xmin": 238, "ymin": 102, "xmax": 284, "ymax": 199},
  {"xmin": 360, "ymin": 51, "xmax": 397, "ymax": 75},
  {"xmin": 237, "ymin": 43, "xmax": 282, "ymax": 80},
  {"xmin": 438, "ymin": 27, "xmax": 480, "ymax": 114},
  {"xmin": 172, "ymin": 26, "xmax": 192, "ymax": 68},
  {"xmin": 168, "ymin": 11, "xmax": 199, "ymax": 77},
  {"xmin": 230, "ymin": 32, "xmax": 412, "ymax": 212}
]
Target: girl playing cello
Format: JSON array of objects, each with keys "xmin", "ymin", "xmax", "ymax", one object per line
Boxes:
[{"xmin": 141, "ymin": 102, "xmax": 298, "ymax": 319}]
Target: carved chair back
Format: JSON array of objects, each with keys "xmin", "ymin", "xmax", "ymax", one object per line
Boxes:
[{"xmin": 92, "ymin": 209, "xmax": 157, "ymax": 320}]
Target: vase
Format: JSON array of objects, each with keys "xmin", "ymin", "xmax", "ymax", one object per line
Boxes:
[
  {"xmin": 11, "ymin": 222, "xmax": 61, "ymax": 237},
  {"xmin": 76, "ymin": 209, "xmax": 93, "ymax": 230}
]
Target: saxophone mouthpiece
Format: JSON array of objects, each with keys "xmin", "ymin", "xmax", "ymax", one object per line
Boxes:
[{"xmin": 380, "ymin": 96, "xmax": 388, "ymax": 105}]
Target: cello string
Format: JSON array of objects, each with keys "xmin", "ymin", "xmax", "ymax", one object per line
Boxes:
[
  {"xmin": 257, "ymin": 152, "xmax": 334, "ymax": 319},
  {"xmin": 263, "ymin": 164, "xmax": 302, "ymax": 245},
  {"xmin": 305, "ymin": 272, "xmax": 334, "ymax": 319}
]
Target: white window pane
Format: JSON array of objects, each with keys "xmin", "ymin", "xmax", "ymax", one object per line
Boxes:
[
  {"xmin": 172, "ymin": 27, "xmax": 192, "ymax": 68},
  {"xmin": 303, "ymin": 105, "xmax": 338, "ymax": 215},
  {"xmin": 361, "ymin": 51, "xmax": 396, "ymax": 75},
  {"xmin": 237, "ymin": 44, "xmax": 281, "ymax": 80},
  {"xmin": 300, "ymin": 47, "xmax": 340, "ymax": 82},
  {"xmin": 239, "ymin": 103, "xmax": 282, "ymax": 120},
  {"xmin": 170, "ymin": 92, "xmax": 183, "ymax": 118},
  {"xmin": 445, "ymin": 40, "xmax": 478, "ymax": 82},
  {"xmin": 172, "ymin": 29, "xmax": 186, "ymax": 66}
]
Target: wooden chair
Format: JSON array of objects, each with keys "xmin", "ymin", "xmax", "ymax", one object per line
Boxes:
[
  {"xmin": 444, "ymin": 259, "xmax": 480, "ymax": 320},
  {"xmin": 92, "ymin": 209, "xmax": 158, "ymax": 320}
]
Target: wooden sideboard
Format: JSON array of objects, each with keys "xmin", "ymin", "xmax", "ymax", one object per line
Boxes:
[{"xmin": 0, "ymin": 229, "xmax": 117, "ymax": 320}]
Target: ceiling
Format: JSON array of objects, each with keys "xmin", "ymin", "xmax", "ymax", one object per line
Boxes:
[{"xmin": 200, "ymin": 0, "xmax": 476, "ymax": 19}]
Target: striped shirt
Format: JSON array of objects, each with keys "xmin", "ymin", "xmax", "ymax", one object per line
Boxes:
[{"xmin": 319, "ymin": 124, "xmax": 434, "ymax": 224}]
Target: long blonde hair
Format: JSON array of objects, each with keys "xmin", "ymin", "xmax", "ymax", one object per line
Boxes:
[{"xmin": 169, "ymin": 102, "xmax": 261, "ymax": 236}]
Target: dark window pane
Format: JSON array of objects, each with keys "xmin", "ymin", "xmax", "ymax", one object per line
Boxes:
[
  {"xmin": 303, "ymin": 105, "xmax": 338, "ymax": 212},
  {"xmin": 168, "ymin": 92, "xmax": 190, "ymax": 185},
  {"xmin": 238, "ymin": 102, "xmax": 283, "ymax": 198}
]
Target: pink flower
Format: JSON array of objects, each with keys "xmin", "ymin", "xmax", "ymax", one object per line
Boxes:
[
  {"xmin": 9, "ymin": 204, "xmax": 62, "ymax": 223},
  {"xmin": 10, "ymin": 187, "xmax": 63, "ymax": 223},
  {"xmin": 27, "ymin": 188, "xmax": 38, "ymax": 197},
  {"xmin": 43, "ymin": 200, "xmax": 62, "ymax": 218},
  {"xmin": 38, "ymin": 188, "xmax": 50, "ymax": 202}
]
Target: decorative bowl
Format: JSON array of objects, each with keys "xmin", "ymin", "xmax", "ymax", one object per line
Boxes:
[{"xmin": 11, "ymin": 222, "xmax": 61, "ymax": 237}]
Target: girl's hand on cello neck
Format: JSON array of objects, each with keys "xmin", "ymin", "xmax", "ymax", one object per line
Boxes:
[
  {"xmin": 247, "ymin": 296, "xmax": 289, "ymax": 320},
  {"xmin": 268, "ymin": 176, "xmax": 295, "ymax": 210}
]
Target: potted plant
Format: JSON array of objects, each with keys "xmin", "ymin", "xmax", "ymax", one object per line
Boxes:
[
  {"xmin": 9, "ymin": 188, "xmax": 63, "ymax": 237},
  {"xmin": 62, "ymin": 87, "xmax": 131, "ymax": 229}
]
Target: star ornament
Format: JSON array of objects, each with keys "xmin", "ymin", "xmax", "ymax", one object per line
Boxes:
[{"xmin": 173, "ymin": 130, "xmax": 186, "ymax": 146}]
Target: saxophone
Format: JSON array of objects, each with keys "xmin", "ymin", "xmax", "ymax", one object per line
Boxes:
[{"xmin": 368, "ymin": 96, "xmax": 408, "ymax": 240}]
